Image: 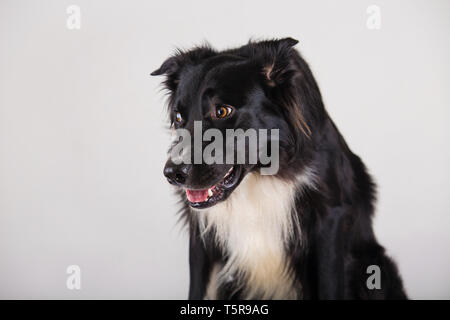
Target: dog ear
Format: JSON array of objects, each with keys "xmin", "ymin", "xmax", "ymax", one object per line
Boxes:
[
  {"xmin": 150, "ymin": 55, "xmax": 182, "ymax": 92},
  {"xmin": 151, "ymin": 46, "xmax": 216, "ymax": 92},
  {"xmin": 252, "ymin": 38, "xmax": 311, "ymax": 137},
  {"xmin": 258, "ymin": 37, "xmax": 300, "ymax": 87},
  {"xmin": 151, "ymin": 57, "xmax": 179, "ymax": 76}
]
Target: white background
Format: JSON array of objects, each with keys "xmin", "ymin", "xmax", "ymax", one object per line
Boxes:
[{"xmin": 0, "ymin": 0, "xmax": 449, "ymax": 299}]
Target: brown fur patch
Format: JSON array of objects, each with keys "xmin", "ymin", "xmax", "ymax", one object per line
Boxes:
[
  {"xmin": 262, "ymin": 66, "xmax": 311, "ymax": 138},
  {"xmin": 291, "ymin": 102, "xmax": 312, "ymax": 137}
]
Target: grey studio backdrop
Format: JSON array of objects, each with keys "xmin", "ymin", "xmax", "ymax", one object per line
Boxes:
[{"xmin": 0, "ymin": 0, "xmax": 449, "ymax": 299}]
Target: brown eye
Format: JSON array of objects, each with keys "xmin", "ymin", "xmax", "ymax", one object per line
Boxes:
[
  {"xmin": 175, "ymin": 112, "xmax": 182, "ymax": 123},
  {"xmin": 215, "ymin": 105, "xmax": 233, "ymax": 119}
]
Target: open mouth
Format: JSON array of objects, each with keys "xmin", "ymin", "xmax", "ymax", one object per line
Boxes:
[{"xmin": 185, "ymin": 165, "xmax": 244, "ymax": 209}]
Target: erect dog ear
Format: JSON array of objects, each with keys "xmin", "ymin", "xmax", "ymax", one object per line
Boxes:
[
  {"xmin": 254, "ymin": 38, "xmax": 311, "ymax": 137},
  {"xmin": 262, "ymin": 38, "xmax": 299, "ymax": 86},
  {"xmin": 257, "ymin": 37, "xmax": 299, "ymax": 87},
  {"xmin": 150, "ymin": 55, "xmax": 182, "ymax": 92},
  {"xmin": 151, "ymin": 56, "xmax": 179, "ymax": 76},
  {"xmin": 151, "ymin": 46, "xmax": 216, "ymax": 92}
]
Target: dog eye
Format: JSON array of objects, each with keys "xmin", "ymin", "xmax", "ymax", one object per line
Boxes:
[
  {"xmin": 175, "ymin": 111, "xmax": 183, "ymax": 124},
  {"xmin": 215, "ymin": 105, "xmax": 233, "ymax": 119}
]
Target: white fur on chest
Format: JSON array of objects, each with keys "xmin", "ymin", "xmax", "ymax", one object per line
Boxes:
[{"xmin": 195, "ymin": 170, "xmax": 314, "ymax": 299}]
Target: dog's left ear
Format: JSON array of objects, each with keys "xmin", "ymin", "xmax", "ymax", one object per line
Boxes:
[
  {"xmin": 254, "ymin": 38, "xmax": 312, "ymax": 137},
  {"xmin": 257, "ymin": 37, "xmax": 299, "ymax": 87}
]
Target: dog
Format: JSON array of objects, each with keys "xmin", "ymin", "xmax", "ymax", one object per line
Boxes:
[{"xmin": 151, "ymin": 38, "xmax": 407, "ymax": 299}]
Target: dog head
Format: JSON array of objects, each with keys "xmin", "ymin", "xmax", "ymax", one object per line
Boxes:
[{"xmin": 152, "ymin": 38, "xmax": 322, "ymax": 209}]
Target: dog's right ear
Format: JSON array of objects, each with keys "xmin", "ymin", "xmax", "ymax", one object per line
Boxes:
[
  {"xmin": 151, "ymin": 55, "xmax": 183, "ymax": 92},
  {"xmin": 151, "ymin": 46, "xmax": 216, "ymax": 92},
  {"xmin": 151, "ymin": 56, "xmax": 179, "ymax": 76}
]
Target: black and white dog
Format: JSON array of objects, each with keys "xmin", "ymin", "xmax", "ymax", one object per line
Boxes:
[{"xmin": 152, "ymin": 38, "xmax": 407, "ymax": 299}]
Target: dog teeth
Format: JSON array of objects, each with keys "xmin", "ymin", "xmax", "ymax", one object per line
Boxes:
[{"xmin": 208, "ymin": 189, "xmax": 213, "ymax": 197}]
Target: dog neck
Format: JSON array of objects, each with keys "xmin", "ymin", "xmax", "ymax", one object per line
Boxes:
[{"xmin": 195, "ymin": 168, "xmax": 316, "ymax": 299}]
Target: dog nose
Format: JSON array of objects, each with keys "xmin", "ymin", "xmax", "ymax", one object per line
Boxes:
[{"xmin": 163, "ymin": 163, "xmax": 190, "ymax": 186}]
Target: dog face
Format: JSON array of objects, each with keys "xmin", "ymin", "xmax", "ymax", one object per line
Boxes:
[{"xmin": 152, "ymin": 38, "xmax": 316, "ymax": 209}]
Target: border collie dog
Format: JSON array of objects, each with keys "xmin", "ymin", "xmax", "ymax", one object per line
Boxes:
[{"xmin": 152, "ymin": 38, "xmax": 406, "ymax": 300}]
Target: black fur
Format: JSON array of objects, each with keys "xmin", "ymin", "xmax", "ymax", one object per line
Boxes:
[{"xmin": 152, "ymin": 38, "xmax": 407, "ymax": 300}]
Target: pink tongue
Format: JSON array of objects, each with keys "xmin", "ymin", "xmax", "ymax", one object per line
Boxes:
[{"xmin": 186, "ymin": 189, "xmax": 209, "ymax": 203}]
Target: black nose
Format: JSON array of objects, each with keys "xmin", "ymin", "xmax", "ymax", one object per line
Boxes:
[{"xmin": 163, "ymin": 162, "xmax": 190, "ymax": 186}]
